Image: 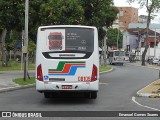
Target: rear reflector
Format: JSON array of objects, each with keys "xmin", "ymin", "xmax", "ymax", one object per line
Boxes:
[
  {"xmin": 91, "ymin": 64, "xmax": 97, "ymax": 81},
  {"xmin": 37, "ymin": 64, "xmax": 43, "ymax": 81}
]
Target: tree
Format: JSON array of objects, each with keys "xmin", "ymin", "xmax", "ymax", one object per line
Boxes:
[
  {"xmin": 40, "ymin": 0, "xmax": 84, "ymax": 25},
  {"xmin": 128, "ymin": 0, "xmax": 160, "ymax": 66},
  {"xmin": 0, "ymin": 0, "xmax": 118, "ymax": 66},
  {"xmin": 107, "ymin": 28, "xmax": 123, "ymax": 48},
  {"xmin": 80, "ymin": 0, "xmax": 118, "ymax": 41},
  {"xmin": 0, "ymin": 0, "xmax": 24, "ymax": 31},
  {"xmin": 0, "ymin": 0, "xmax": 25, "ymax": 66}
]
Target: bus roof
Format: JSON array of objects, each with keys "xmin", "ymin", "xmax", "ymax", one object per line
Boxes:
[{"xmin": 39, "ymin": 25, "xmax": 96, "ymax": 29}]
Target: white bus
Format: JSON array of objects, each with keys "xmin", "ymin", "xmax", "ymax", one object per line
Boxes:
[
  {"xmin": 36, "ymin": 25, "xmax": 99, "ymax": 99},
  {"xmin": 108, "ymin": 50, "xmax": 125, "ymax": 65}
]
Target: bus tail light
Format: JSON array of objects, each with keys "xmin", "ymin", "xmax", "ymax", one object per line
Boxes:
[
  {"xmin": 91, "ymin": 64, "xmax": 97, "ymax": 82},
  {"xmin": 114, "ymin": 57, "xmax": 116, "ymax": 61},
  {"xmin": 37, "ymin": 64, "xmax": 43, "ymax": 81}
]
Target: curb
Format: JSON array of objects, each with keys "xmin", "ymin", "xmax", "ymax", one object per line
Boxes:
[
  {"xmin": 136, "ymin": 80, "xmax": 160, "ymax": 98},
  {"xmin": 100, "ymin": 67, "xmax": 113, "ymax": 74},
  {"xmin": 127, "ymin": 62, "xmax": 160, "ymax": 70},
  {"xmin": 0, "ymin": 67, "xmax": 113, "ymax": 93},
  {"xmin": 0, "ymin": 84, "xmax": 35, "ymax": 93}
]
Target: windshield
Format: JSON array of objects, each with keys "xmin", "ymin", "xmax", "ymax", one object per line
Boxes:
[{"xmin": 114, "ymin": 51, "xmax": 125, "ymax": 56}]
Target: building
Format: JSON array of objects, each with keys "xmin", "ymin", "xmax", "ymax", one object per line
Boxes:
[
  {"xmin": 112, "ymin": 7, "xmax": 138, "ymax": 30},
  {"xmin": 123, "ymin": 28, "xmax": 160, "ymax": 50},
  {"xmin": 123, "ymin": 23, "xmax": 160, "ymax": 59}
]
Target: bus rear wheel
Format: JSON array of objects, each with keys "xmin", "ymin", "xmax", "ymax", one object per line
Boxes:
[
  {"xmin": 84, "ymin": 92, "xmax": 97, "ymax": 99},
  {"xmin": 91, "ymin": 92, "xmax": 97, "ymax": 99},
  {"xmin": 44, "ymin": 92, "xmax": 51, "ymax": 98}
]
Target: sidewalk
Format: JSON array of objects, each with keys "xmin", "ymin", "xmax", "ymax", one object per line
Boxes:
[
  {"xmin": 0, "ymin": 70, "xmax": 35, "ymax": 92},
  {"xmin": 127, "ymin": 61, "xmax": 160, "ymax": 98}
]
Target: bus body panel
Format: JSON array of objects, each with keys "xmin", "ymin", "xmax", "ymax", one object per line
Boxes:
[{"xmin": 36, "ymin": 25, "xmax": 99, "ymax": 93}]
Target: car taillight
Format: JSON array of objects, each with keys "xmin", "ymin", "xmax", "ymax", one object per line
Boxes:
[
  {"xmin": 37, "ymin": 64, "xmax": 43, "ymax": 81},
  {"xmin": 91, "ymin": 64, "xmax": 97, "ymax": 82}
]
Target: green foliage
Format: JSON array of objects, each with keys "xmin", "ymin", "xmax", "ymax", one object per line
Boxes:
[
  {"xmin": 99, "ymin": 66, "xmax": 112, "ymax": 72},
  {"xmin": 0, "ymin": 60, "xmax": 35, "ymax": 71},
  {"xmin": 13, "ymin": 77, "xmax": 35, "ymax": 85},
  {"xmin": 0, "ymin": 0, "xmax": 118, "ymax": 48},
  {"xmin": 29, "ymin": 0, "xmax": 46, "ymax": 35},
  {"xmin": 40, "ymin": 0, "xmax": 84, "ymax": 25},
  {"xmin": 0, "ymin": 0, "xmax": 24, "ymax": 31},
  {"xmin": 5, "ymin": 30, "xmax": 21, "ymax": 51},
  {"xmin": 80, "ymin": 0, "xmax": 118, "ymax": 27},
  {"xmin": 28, "ymin": 39, "xmax": 36, "ymax": 53},
  {"xmin": 80, "ymin": 0, "xmax": 118, "ymax": 41},
  {"xmin": 107, "ymin": 28, "xmax": 123, "ymax": 48}
]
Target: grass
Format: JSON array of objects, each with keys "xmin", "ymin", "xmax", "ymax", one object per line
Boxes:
[
  {"xmin": 13, "ymin": 77, "xmax": 35, "ymax": 85},
  {"xmin": 99, "ymin": 66, "xmax": 112, "ymax": 72},
  {"xmin": 0, "ymin": 60, "xmax": 35, "ymax": 71}
]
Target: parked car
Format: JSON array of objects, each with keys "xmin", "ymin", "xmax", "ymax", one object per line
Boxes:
[
  {"xmin": 147, "ymin": 56, "xmax": 154, "ymax": 64},
  {"xmin": 152, "ymin": 58, "xmax": 160, "ymax": 64}
]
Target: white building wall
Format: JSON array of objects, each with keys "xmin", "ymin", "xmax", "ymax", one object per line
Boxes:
[
  {"xmin": 123, "ymin": 31, "xmax": 138, "ymax": 50},
  {"xmin": 129, "ymin": 35, "xmax": 138, "ymax": 49},
  {"xmin": 140, "ymin": 43, "xmax": 160, "ymax": 60},
  {"xmin": 123, "ymin": 31, "xmax": 130, "ymax": 49}
]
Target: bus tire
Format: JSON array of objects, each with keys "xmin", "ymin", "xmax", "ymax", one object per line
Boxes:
[
  {"xmin": 90, "ymin": 92, "xmax": 97, "ymax": 99},
  {"xmin": 84, "ymin": 92, "xmax": 90, "ymax": 98},
  {"xmin": 44, "ymin": 92, "xmax": 50, "ymax": 98}
]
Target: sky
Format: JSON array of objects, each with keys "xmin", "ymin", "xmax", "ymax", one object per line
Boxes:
[{"xmin": 113, "ymin": 0, "xmax": 159, "ymax": 23}]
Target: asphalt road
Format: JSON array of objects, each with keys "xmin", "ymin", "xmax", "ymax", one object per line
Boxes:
[{"xmin": 0, "ymin": 64, "xmax": 160, "ymax": 119}]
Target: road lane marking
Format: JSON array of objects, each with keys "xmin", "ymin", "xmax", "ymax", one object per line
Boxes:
[
  {"xmin": 132, "ymin": 96, "xmax": 160, "ymax": 111},
  {"xmin": 99, "ymin": 82, "xmax": 108, "ymax": 85}
]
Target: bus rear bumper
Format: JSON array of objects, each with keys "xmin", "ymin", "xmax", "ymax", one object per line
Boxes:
[{"xmin": 36, "ymin": 80, "xmax": 99, "ymax": 93}]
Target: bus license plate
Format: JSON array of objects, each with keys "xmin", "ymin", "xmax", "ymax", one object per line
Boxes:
[{"xmin": 62, "ymin": 85, "xmax": 72, "ymax": 89}]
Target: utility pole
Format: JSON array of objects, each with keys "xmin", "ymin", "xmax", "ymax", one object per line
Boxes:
[
  {"xmin": 102, "ymin": 27, "xmax": 107, "ymax": 66},
  {"xmin": 154, "ymin": 29, "xmax": 156, "ymax": 58},
  {"xmin": 117, "ymin": 13, "xmax": 120, "ymax": 50},
  {"xmin": 103, "ymin": 34, "xmax": 107, "ymax": 66},
  {"xmin": 24, "ymin": 0, "xmax": 29, "ymax": 80}
]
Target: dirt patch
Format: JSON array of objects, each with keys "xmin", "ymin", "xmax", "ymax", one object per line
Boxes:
[{"xmin": 138, "ymin": 79, "xmax": 160, "ymax": 98}]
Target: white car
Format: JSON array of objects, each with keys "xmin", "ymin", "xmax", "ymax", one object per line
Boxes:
[{"xmin": 152, "ymin": 58, "xmax": 160, "ymax": 64}]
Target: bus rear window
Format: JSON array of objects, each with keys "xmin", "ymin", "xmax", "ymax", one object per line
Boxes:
[
  {"xmin": 46, "ymin": 28, "xmax": 94, "ymax": 52},
  {"xmin": 65, "ymin": 28, "xmax": 94, "ymax": 52}
]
